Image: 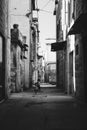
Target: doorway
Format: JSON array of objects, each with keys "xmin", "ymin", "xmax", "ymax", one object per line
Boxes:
[{"xmin": 69, "ymin": 51, "xmax": 74, "ymax": 94}]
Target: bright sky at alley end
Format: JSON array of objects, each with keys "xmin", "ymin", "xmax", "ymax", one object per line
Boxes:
[
  {"xmin": 37, "ymin": 0, "xmax": 56, "ymax": 48},
  {"xmin": 37, "ymin": 0, "xmax": 56, "ymax": 62}
]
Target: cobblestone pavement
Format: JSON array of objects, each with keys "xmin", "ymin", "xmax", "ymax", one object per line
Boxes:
[{"xmin": 0, "ymin": 85, "xmax": 87, "ymax": 130}]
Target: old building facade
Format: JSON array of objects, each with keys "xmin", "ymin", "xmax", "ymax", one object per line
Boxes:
[
  {"xmin": 10, "ymin": 24, "xmax": 28, "ymax": 92},
  {"xmin": 0, "ymin": 0, "xmax": 11, "ymax": 100},
  {"xmin": 0, "ymin": 0, "xmax": 34, "ymax": 100},
  {"xmin": 45, "ymin": 62, "xmax": 56, "ymax": 84},
  {"xmin": 53, "ymin": 0, "xmax": 66, "ymax": 90},
  {"xmin": 53, "ymin": 0, "xmax": 87, "ymax": 102},
  {"xmin": 67, "ymin": 0, "xmax": 87, "ymax": 101},
  {"xmin": 72, "ymin": 0, "xmax": 87, "ymax": 101},
  {"xmin": 29, "ymin": 0, "xmax": 40, "ymax": 86}
]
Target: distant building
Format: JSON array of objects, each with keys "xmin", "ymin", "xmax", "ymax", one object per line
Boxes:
[
  {"xmin": 44, "ymin": 42, "xmax": 56, "ymax": 84},
  {"xmin": 46, "ymin": 43, "xmax": 56, "ymax": 63},
  {"xmin": 37, "ymin": 52, "xmax": 45, "ymax": 83},
  {"xmin": 45, "ymin": 62, "xmax": 56, "ymax": 84}
]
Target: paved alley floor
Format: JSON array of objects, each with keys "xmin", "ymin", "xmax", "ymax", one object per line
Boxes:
[
  {"xmin": 40, "ymin": 83, "xmax": 56, "ymax": 88},
  {"xmin": 0, "ymin": 87, "xmax": 87, "ymax": 130}
]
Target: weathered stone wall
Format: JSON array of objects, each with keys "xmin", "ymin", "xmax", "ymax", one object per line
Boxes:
[
  {"xmin": 75, "ymin": 34, "xmax": 84, "ymax": 100},
  {"xmin": 56, "ymin": 0, "xmax": 65, "ymax": 89},
  {"xmin": 0, "ymin": 0, "xmax": 11, "ymax": 99},
  {"xmin": 75, "ymin": 0, "xmax": 87, "ymax": 101},
  {"xmin": 0, "ymin": 0, "xmax": 6, "ymax": 36}
]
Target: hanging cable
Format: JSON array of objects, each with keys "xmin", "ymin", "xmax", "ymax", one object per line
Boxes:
[
  {"xmin": 36, "ymin": 0, "xmax": 54, "ymax": 14},
  {"xmin": 37, "ymin": 9, "xmax": 52, "ymax": 14},
  {"xmin": 10, "ymin": 14, "xmax": 26, "ymax": 16},
  {"xmin": 41, "ymin": 0, "xmax": 51, "ymax": 10},
  {"xmin": 35, "ymin": 0, "xmax": 52, "ymax": 14}
]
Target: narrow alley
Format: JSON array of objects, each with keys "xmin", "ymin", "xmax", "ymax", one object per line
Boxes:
[
  {"xmin": 0, "ymin": 83, "xmax": 87, "ymax": 130},
  {"xmin": 1, "ymin": 0, "xmax": 87, "ymax": 129}
]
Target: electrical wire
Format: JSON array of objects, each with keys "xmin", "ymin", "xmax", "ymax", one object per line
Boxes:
[
  {"xmin": 38, "ymin": 9, "xmax": 52, "ymax": 14},
  {"xmin": 36, "ymin": 0, "xmax": 54, "ymax": 14},
  {"xmin": 10, "ymin": 14, "xmax": 26, "ymax": 16},
  {"xmin": 41, "ymin": 0, "xmax": 51, "ymax": 10}
]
